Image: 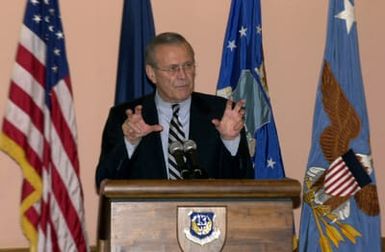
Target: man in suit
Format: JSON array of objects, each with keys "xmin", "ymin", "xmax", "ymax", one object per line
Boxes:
[{"xmin": 95, "ymin": 32, "xmax": 253, "ymax": 190}]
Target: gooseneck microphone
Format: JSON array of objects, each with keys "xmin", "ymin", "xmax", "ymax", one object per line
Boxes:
[
  {"xmin": 183, "ymin": 140, "xmax": 208, "ymax": 179},
  {"xmin": 169, "ymin": 142, "xmax": 191, "ymax": 179}
]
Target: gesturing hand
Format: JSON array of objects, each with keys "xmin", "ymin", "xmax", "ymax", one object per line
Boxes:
[
  {"xmin": 122, "ymin": 105, "xmax": 163, "ymax": 144},
  {"xmin": 211, "ymin": 99, "xmax": 245, "ymax": 140}
]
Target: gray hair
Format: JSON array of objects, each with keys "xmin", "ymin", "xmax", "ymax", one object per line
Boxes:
[{"xmin": 145, "ymin": 32, "xmax": 195, "ymax": 66}]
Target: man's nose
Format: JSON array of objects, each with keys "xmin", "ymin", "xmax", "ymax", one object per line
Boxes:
[{"xmin": 175, "ymin": 66, "xmax": 188, "ymax": 78}]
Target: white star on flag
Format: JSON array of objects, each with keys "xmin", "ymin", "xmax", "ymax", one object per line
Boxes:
[
  {"xmin": 335, "ymin": 0, "xmax": 356, "ymax": 34},
  {"xmin": 227, "ymin": 40, "xmax": 237, "ymax": 51},
  {"xmin": 239, "ymin": 26, "xmax": 247, "ymax": 37},
  {"xmin": 33, "ymin": 15, "xmax": 42, "ymax": 23},
  {"xmin": 53, "ymin": 48, "xmax": 61, "ymax": 56},
  {"xmin": 267, "ymin": 158, "xmax": 276, "ymax": 169},
  {"xmin": 56, "ymin": 31, "xmax": 64, "ymax": 39}
]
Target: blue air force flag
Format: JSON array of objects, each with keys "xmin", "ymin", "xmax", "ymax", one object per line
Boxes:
[
  {"xmin": 216, "ymin": 0, "xmax": 285, "ymax": 179},
  {"xmin": 298, "ymin": 1, "xmax": 381, "ymax": 251}
]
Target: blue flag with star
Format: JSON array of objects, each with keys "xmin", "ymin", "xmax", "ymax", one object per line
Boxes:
[
  {"xmin": 114, "ymin": 0, "xmax": 155, "ymax": 105},
  {"xmin": 298, "ymin": 0, "xmax": 381, "ymax": 251},
  {"xmin": 216, "ymin": 0, "xmax": 285, "ymax": 179}
]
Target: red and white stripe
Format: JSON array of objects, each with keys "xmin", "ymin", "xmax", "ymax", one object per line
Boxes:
[
  {"xmin": 1, "ymin": 23, "xmax": 88, "ymax": 251},
  {"xmin": 324, "ymin": 156, "xmax": 361, "ymax": 197}
]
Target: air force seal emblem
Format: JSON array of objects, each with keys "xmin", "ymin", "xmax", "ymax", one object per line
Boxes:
[{"xmin": 184, "ymin": 211, "xmax": 220, "ymax": 245}]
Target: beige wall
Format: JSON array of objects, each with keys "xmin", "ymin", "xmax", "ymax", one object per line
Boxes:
[{"xmin": 0, "ymin": 0, "xmax": 384, "ymax": 248}]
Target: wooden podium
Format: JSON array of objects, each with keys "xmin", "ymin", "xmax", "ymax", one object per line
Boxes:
[{"xmin": 97, "ymin": 179, "xmax": 301, "ymax": 252}]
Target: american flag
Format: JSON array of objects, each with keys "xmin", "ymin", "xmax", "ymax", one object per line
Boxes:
[{"xmin": 0, "ymin": 0, "xmax": 88, "ymax": 251}]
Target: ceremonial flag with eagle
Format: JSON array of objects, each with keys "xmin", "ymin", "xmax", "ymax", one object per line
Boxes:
[{"xmin": 298, "ymin": 0, "xmax": 381, "ymax": 251}]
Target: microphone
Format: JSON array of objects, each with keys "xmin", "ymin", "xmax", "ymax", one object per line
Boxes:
[
  {"xmin": 169, "ymin": 141, "xmax": 191, "ymax": 179},
  {"xmin": 183, "ymin": 140, "xmax": 208, "ymax": 179}
]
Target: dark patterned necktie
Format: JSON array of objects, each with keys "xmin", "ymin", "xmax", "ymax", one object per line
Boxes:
[{"xmin": 167, "ymin": 104, "xmax": 185, "ymax": 179}]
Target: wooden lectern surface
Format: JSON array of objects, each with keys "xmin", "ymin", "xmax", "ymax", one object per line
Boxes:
[{"xmin": 97, "ymin": 179, "xmax": 301, "ymax": 252}]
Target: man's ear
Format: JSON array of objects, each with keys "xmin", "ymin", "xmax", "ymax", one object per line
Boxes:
[{"xmin": 145, "ymin": 65, "xmax": 156, "ymax": 84}]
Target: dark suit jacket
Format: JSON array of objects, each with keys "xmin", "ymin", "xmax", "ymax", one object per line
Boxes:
[{"xmin": 95, "ymin": 92, "xmax": 253, "ymax": 189}]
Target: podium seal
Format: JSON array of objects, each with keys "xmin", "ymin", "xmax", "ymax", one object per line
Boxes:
[
  {"xmin": 184, "ymin": 211, "xmax": 220, "ymax": 245},
  {"xmin": 178, "ymin": 206, "xmax": 226, "ymax": 251}
]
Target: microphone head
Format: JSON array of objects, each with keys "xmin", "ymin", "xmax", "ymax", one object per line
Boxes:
[
  {"xmin": 183, "ymin": 139, "xmax": 197, "ymax": 152},
  {"xmin": 169, "ymin": 141, "xmax": 183, "ymax": 154}
]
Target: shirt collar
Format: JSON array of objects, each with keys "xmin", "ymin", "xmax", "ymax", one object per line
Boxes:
[{"xmin": 155, "ymin": 91, "xmax": 191, "ymax": 119}]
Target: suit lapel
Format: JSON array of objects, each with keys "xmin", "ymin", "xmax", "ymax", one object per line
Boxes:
[
  {"xmin": 142, "ymin": 94, "xmax": 159, "ymax": 125},
  {"xmin": 189, "ymin": 93, "xmax": 212, "ymax": 146},
  {"xmin": 141, "ymin": 94, "xmax": 167, "ymax": 177}
]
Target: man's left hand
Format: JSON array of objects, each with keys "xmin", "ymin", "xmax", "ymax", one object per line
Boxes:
[{"xmin": 212, "ymin": 99, "xmax": 245, "ymax": 140}]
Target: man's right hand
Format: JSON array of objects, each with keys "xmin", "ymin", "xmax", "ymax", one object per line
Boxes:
[{"xmin": 122, "ymin": 105, "xmax": 163, "ymax": 145}]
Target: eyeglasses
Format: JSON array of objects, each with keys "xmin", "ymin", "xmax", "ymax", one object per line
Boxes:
[{"xmin": 153, "ymin": 62, "xmax": 196, "ymax": 74}]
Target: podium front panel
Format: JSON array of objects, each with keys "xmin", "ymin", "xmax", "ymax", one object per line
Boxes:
[
  {"xmin": 97, "ymin": 179, "xmax": 301, "ymax": 252},
  {"xmin": 109, "ymin": 199, "xmax": 293, "ymax": 252}
]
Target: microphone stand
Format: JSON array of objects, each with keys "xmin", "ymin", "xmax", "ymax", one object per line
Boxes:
[
  {"xmin": 183, "ymin": 140, "xmax": 208, "ymax": 179},
  {"xmin": 169, "ymin": 142, "xmax": 192, "ymax": 179}
]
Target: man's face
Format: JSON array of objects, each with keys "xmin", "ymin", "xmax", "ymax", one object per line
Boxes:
[{"xmin": 146, "ymin": 44, "xmax": 195, "ymax": 103}]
